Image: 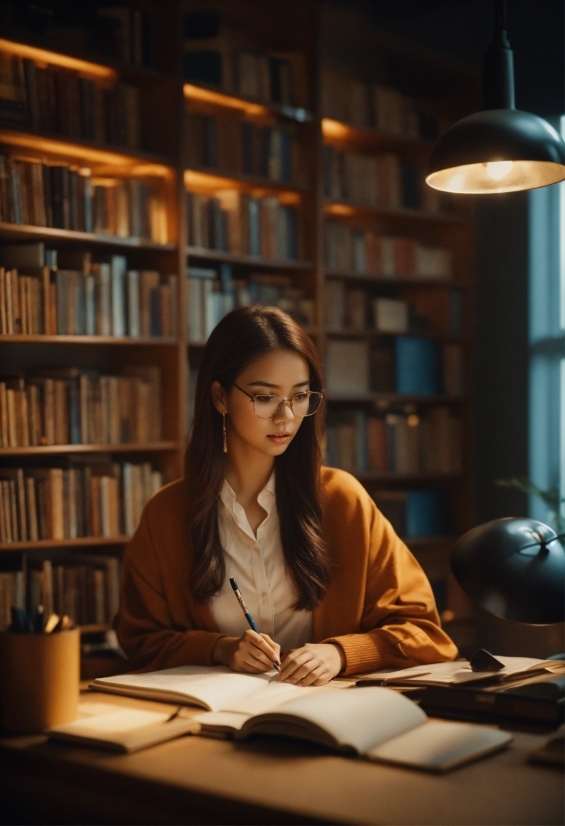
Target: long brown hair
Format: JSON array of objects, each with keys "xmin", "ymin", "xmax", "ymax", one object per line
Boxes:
[{"xmin": 185, "ymin": 305, "xmax": 332, "ymax": 610}]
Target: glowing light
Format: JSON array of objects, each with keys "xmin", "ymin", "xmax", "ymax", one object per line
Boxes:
[{"xmin": 486, "ymin": 160, "xmax": 514, "ymax": 180}]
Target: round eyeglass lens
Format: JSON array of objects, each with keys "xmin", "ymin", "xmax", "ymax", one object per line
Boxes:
[{"xmin": 253, "ymin": 392, "xmax": 322, "ymax": 418}]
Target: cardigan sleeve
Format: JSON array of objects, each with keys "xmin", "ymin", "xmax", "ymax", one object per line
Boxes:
[
  {"xmin": 320, "ymin": 473, "xmax": 458, "ymax": 676},
  {"xmin": 114, "ymin": 507, "xmax": 225, "ymax": 672}
]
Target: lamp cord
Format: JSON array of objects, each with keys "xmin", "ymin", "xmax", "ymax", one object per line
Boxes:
[{"xmin": 495, "ymin": 0, "xmax": 507, "ymax": 32}]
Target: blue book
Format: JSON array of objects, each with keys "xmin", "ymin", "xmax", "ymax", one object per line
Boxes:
[
  {"xmin": 395, "ymin": 337, "xmax": 441, "ymax": 395},
  {"xmin": 68, "ymin": 377, "xmax": 81, "ymax": 444},
  {"xmin": 248, "ymin": 198, "xmax": 260, "ymax": 256},
  {"xmin": 405, "ymin": 490, "xmax": 446, "ymax": 537},
  {"xmin": 284, "ymin": 206, "xmax": 298, "ymax": 260}
]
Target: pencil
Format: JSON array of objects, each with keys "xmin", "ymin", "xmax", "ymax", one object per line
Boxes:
[{"xmin": 229, "ymin": 577, "xmax": 281, "ymax": 672}]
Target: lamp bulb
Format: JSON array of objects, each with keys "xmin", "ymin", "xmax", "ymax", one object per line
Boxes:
[{"xmin": 485, "ymin": 160, "xmax": 514, "ymax": 180}]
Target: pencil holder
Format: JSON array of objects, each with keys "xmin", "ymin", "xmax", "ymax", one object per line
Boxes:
[{"xmin": 0, "ymin": 628, "xmax": 80, "ymax": 733}]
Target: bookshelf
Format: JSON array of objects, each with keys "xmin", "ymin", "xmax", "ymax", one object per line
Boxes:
[{"xmin": 0, "ymin": 0, "xmax": 480, "ymax": 658}]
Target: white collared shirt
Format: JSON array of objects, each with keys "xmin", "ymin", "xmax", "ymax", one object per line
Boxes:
[{"xmin": 210, "ymin": 472, "xmax": 313, "ymax": 653}]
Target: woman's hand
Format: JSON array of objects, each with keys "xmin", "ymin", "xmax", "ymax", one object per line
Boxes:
[
  {"xmin": 278, "ymin": 643, "xmax": 345, "ymax": 686},
  {"xmin": 211, "ymin": 630, "xmax": 281, "ymax": 673}
]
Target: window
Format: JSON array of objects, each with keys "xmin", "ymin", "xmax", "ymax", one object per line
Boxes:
[{"xmin": 528, "ymin": 116, "xmax": 565, "ymax": 527}]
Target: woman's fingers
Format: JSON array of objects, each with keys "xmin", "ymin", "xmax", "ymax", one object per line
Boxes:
[{"xmin": 278, "ymin": 649, "xmax": 314, "ymax": 682}]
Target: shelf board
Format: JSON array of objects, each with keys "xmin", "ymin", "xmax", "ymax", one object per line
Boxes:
[
  {"xmin": 80, "ymin": 623, "xmax": 112, "ymax": 635},
  {"xmin": 187, "ymin": 247, "xmax": 315, "ymax": 271},
  {"xmin": 184, "ymin": 83, "xmax": 312, "ymax": 123},
  {"xmin": 0, "ymin": 442, "xmax": 179, "ymax": 457},
  {"xmin": 0, "ymin": 334, "xmax": 177, "ymax": 345},
  {"xmin": 0, "ymin": 222, "xmax": 177, "ymax": 249},
  {"xmin": 185, "ymin": 168, "xmax": 304, "ymax": 200},
  {"xmin": 0, "ymin": 536, "xmax": 129, "ymax": 552},
  {"xmin": 354, "ymin": 471, "xmax": 464, "ymax": 483},
  {"xmin": 325, "ymin": 270, "xmax": 469, "ymax": 289},
  {"xmin": 324, "ymin": 200, "xmax": 467, "ymax": 224},
  {"xmin": 325, "ymin": 393, "xmax": 465, "ymax": 405},
  {"xmin": 0, "ymin": 128, "xmax": 173, "ymax": 176},
  {"xmin": 325, "ymin": 328, "xmax": 466, "ymax": 342},
  {"xmin": 322, "ymin": 118, "xmax": 433, "ymax": 155}
]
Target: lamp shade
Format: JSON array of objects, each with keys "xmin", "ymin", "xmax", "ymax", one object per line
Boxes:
[
  {"xmin": 426, "ymin": 110, "xmax": 565, "ymax": 194},
  {"xmin": 451, "ymin": 517, "xmax": 565, "ymax": 624}
]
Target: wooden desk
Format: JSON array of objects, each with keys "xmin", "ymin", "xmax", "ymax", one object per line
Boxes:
[{"xmin": 0, "ymin": 692, "xmax": 563, "ymax": 826}]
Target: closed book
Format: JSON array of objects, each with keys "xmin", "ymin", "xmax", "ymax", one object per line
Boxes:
[
  {"xmin": 325, "ymin": 340, "xmax": 369, "ymax": 395},
  {"xmin": 405, "ymin": 490, "xmax": 446, "ymax": 537},
  {"xmin": 395, "ymin": 337, "xmax": 442, "ymax": 395}
]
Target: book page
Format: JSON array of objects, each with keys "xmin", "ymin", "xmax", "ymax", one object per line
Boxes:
[
  {"xmin": 358, "ymin": 656, "xmax": 551, "ymax": 686},
  {"xmin": 92, "ymin": 666, "xmax": 272, "ymax": 711},
  {"xmin": 246, "ymin": 687, "xmax": 426, "ymax": 754},
  {"xmin": 367, "ymin": 720, "xmax": 512, "ymax": 772}
]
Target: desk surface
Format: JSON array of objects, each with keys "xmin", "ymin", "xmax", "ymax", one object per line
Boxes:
[{"xmin": 0, "ymin": 691, "xmax": 563, "ymax": 826}]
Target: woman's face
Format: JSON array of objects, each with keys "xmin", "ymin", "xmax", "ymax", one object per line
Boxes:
[{"xmin": 212, "ymin": 348, "xmax": 311, "ymax": 459}]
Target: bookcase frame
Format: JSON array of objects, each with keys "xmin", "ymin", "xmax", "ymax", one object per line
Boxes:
[{"xmin": 0, "ymin": 0, "xmax": 479, "ymax": 651}]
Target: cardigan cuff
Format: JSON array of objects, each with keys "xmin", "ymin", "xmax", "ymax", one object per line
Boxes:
[
  {"xmin": 321, "ymin": 633, "xmax": 394, "ymax": 677},
  {"xmin": 182, "ymin": 630, "xmax": 227, "ymax": 666}
]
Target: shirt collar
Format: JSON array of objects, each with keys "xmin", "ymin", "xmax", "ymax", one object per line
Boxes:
[{"xmin": 220, "ymin": 470, "xmax": 276, "ymax": 516}]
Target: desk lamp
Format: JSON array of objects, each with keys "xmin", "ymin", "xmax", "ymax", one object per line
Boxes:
[
  {"xmin": 426, "ymin": 0, "xmax": 565, "ymax": 194},
  {"xmin": 451, "ymin": 518, "xmax": 565, "ymax": 624}
]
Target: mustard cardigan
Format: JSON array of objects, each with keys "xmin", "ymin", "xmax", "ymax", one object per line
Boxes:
[{"xmin": 115, "ymin": 467, "xmax": 458, "ymax": 675}]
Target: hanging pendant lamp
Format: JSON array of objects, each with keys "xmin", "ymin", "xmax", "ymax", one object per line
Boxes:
[{"xmin": 426, "ymin": 0, "xmax": 565, "ymax": 194}]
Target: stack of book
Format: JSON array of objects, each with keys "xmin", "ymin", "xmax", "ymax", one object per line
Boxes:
[
  {"xmin": 323, "ymin": 146, "xmax": 444, "ymax": 213},
  {"xmin": 325, "ymin": 338, "xmax": 463, "ymax": 397},
  {"xmin": 324, "ymin": 223, "xmax": 452, "ymax": 279},
  {"xmin": 0, "ymin": 366, "xmax": 162, "ymax": 447},
  {"xmin": 187, "ymin": 265, "xmax": 314, "ymax": 342},
  {"xmin": 371, "ymin": 489, "xmax": 448, "ymax": 539},
  {"xmin": 187, "ymin": 113, "xmax": 303, "ymax": 184},
  {"xmin": 0, "ymin": 258, "xmax": 177, "ymax": 337},
  {"xmin": 0, "ymin": 155, "xmax": 168, "ymax": 242},
  {"xmin": 187, "ymin": 191, "xmax": 299, "ymax": 259},
  {"xmin": 0, "ymin": 52, "xmax": 140, "ymax": 148},
  {"xmin": 0, "ymin": 461, "xmax": 162, "ymax": 543},
  {"xmin": 184, "ymin": 13, "xmax": 307, "ymax": 109},
  {"xmin": 321, "ymin": 67, "xmax": 447, "ymax": 140},
  {"xmin": 325, "ymin": 407, "xmax": 461, "ymax": 475}
]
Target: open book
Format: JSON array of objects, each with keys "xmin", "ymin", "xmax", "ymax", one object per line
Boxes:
[
  {"xmin": 90, "ymin": 665, "xmax": 350, "ymax": 712},
  {"xmin": 48, "ymin": 701, "xmax": 198, "ymax": 753},
  {"xmin": 194, "ymin": 687, "xmax": 512, "ymax": 772},
  {"xmin": 355, "ymin": 656, "xmax": 565, "ymax": 688}
]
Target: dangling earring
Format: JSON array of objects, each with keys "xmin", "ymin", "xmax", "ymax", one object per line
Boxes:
[{"xmin": 222, "ymin": 411, "xmax": 227, "ymax": 453}]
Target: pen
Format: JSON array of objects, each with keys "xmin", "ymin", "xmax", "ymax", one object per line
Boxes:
[{"xmin": 229, "ymin": 577, "xmax": 280, "ymax": 672}]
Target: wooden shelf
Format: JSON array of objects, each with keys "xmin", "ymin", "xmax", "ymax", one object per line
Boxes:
[
  {"xmin": 0, "ymin": 442, "xmax": 179, "ymax": 457},
  {"xmin": 322, "ymin": 118, "xmax": 433, "ymax": 156},
  {"xmin": 0, "ymin": 334, "xmax": 177, "ymax": 345},
  {"xmin": 354, "ymin": 472, "xmax": 465, "ymax": 483},
  {"xmin": 0, "ymin": 537, "xmax": 129, "ymax": 552},
  {"xmin": 324, "ymin": 200, "xmax": 467, "ymax": 224},
  {"xmin": 325, "ymin": 393, "xmax": 465, "ymax": 405},
  {"xmin": 325, "ymin": 270, "xmax": 470, "ymax": 289},
  {"xmin": 325, "ymin": 328, "xmax": 466, "ymax": 342},
  {"xmin": 184, "ymin": 83, "xmax": 312, "ymax": 123},
  {"xmin": 185, "ymin": 168, "xmax": 304, "ymax": 199},
  {"xmin": 0, "ymin": 128, "xmax": 173, "ymax": 176},
  {"xmin": 187, "ymin": 247, "xmax": 315, "ymax": 271},
  {"xmin": 0, "ymin": 222, "xmax": 176, "ymax": 249}
]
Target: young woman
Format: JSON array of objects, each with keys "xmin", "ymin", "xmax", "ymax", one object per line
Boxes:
[{"xmin": 115, "ymin": 306, "xmax": 457, "ymax": 685}]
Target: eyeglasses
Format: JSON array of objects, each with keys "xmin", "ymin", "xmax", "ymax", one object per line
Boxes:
[{"xmin": 233, "ymin": 382, "xmax": 324, "ymax": 418}]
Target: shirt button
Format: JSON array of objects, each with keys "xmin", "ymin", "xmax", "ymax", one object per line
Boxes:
[{"xmin": 261, "ymin": 592, "xmax": 267, "ymax": 598}]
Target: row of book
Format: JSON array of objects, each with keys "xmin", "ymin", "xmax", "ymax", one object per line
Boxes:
[
  {"xmin": 0, "ymin": 52, "xmax": 141, "ymax": 149},
  {"xmin": 0, "ymin": 154, "xmax": 168, "ymax": 241},
  {"xmin": 325, "ymin": 338, "xmax": 464, "ymax": 397},
  {"xmin": 0, "ymin": 367, "xmax": 162, "ymax": 448},
  {"xmin": 0, "ymin": 461, "xmax": 162, "ymax": 544},
  {"xmin": 325, "ymin": 283, "xmax": 463, "ymax": 337},
  {"xmin": 187, "ymin": 265, "xmax": 314, "ymax": 342},
  {"xmin": 188, "ymin": 191, "xmax": 299, "ymax": 260},
  {"xmin": 0, "ymin": 555, "xmax": 120, "ymax": 629},
  {"xmin": 324, "ymin": 224, "xmax": 453, "ymax": 279},
  {"xmin": 372, "ymin": 489, "xmax": 447, "ymax": 539},
  {"xmin": 0, "ymin": 259, "xmax": 177, "ymax": 337},
  {"xmin": 323, "ymin": 146, "xmax": 446, "ymax": 213},
  {"xmin": 325, "ymin": 407, "xmax": 461, "ymax": 475},
  {"xmin": 185, "ymin": 13, "xmax": 306, "ymax": 110},
  {"xmin": 187, "ymin": 112, "xmax": 303, "ymax": 184},
  {"xmin": 322, "ymin": 67, "xmax": 448, "ymax": 141}
]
